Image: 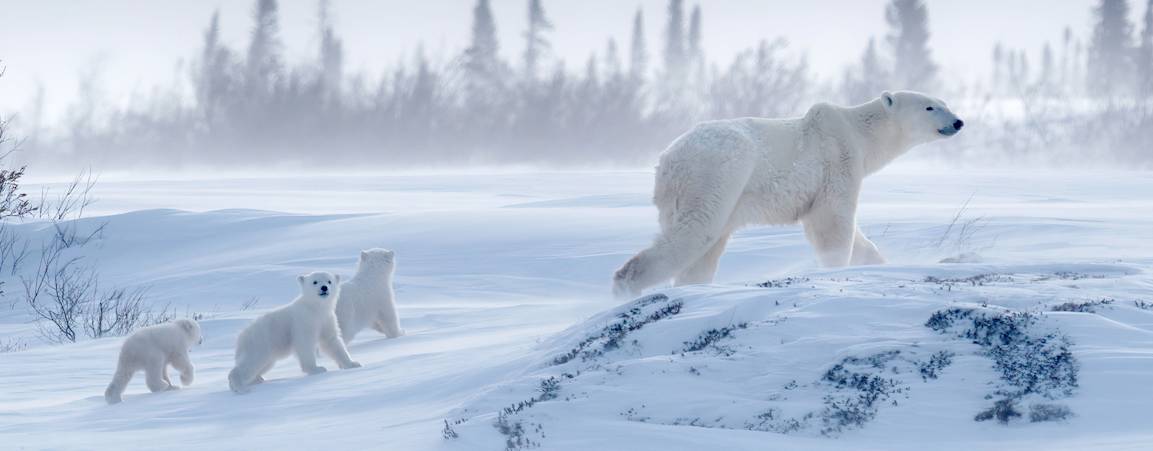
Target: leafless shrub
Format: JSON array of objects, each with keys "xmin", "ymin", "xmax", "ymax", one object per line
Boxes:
[
  {"xmin": 241, "ymin": 296, "xmax": 260, "ymax": 311},
  {"xmin": 35, "ymin": 170, "xmax": 98, "ymax": 222},
  {"xmin": 24, "ymin": 257, "xmax": 167, "ymax": 343},
  {"xmin": 84, "ymin": 286, "xmax": 171, "ymax": 339},
  {"xmin": 0, "ymin": 337, "xmax": 28, "ymax": 353},
  {"xmin": 933, "ymin": 194, "xmax": 995, "ymax": 261}
]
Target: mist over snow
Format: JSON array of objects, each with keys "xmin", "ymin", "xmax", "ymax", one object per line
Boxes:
[
  {"xmin": 0, "ymin": 1, "xmax": 1152, "ymax": 451},
  {"xmin": 0, "ymin": 0, "xmax": 1150, "ymax": 171}
]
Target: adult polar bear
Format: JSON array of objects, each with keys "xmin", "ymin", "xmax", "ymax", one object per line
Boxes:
[{"xmin": 614, "ymin": 91, "xmax": 964, "ymax": 299}]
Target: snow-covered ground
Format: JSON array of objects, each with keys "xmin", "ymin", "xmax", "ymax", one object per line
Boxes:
[{"xmin": 1, "ymin": 166, "xmax": 1152, "ymax": 450}]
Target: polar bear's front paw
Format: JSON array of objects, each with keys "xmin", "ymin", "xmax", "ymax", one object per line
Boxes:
[
  {"xmin": 342, "ymin": 361, "xmax": 362, "ymax": 369},
  {"xmin": 166, "ymin": 384, "xmax": 180, "ymax": 391},
  {"xmin": 180, "ymin": 373, "xmax": 194, "ymax": 386},
  {"xmin": 305, "ymin": 366, "xmax": 328, "ymax": 375}
]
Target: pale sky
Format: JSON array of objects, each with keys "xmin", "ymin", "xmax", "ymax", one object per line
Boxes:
[{"xmin": 0, "ymin": 0, "xmax": 1138, "ymax": 123}]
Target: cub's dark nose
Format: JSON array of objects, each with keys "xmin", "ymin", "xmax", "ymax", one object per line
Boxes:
[
  {"xmin": 953, "ymin": 119, "xmax": 964, "ymax": 130},
  {"xmin": 321, "ymin": 285, "xmax": 328, "ymax": 292}
]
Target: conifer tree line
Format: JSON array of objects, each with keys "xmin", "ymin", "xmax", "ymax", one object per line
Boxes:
[{"xmin": 20, "ymin": 0, "xmax": 1153, "ymax": 168}]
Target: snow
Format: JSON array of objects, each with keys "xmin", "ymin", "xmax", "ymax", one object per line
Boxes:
[{"xmin": 1, "ymin": 166, "xmax": 1152, "ymax": 450}]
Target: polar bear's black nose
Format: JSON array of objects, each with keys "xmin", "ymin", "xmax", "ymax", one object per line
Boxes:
[
  {"xmin": 953, "ymin": 119, "xmax": 964, "ymax": 130},
  {"xmin": 321, "ymin": 285, "xmax": 328, "ymax": 292}
]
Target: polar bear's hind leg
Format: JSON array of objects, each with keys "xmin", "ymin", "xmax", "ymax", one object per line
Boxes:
[
  {"xmin": 614, "ymin": 148, "xmax": 754, "ymax": 298},
  {"xmin": 104, "ymin": 363, "xmax": 134, "ymax": 405},
  {"xmin": 144, "ymin": 360, "xmax": 175, "ymax": 392},
  {"xmin": 674, "ymin": 231, "xmax": 732, "ymax": 286}
]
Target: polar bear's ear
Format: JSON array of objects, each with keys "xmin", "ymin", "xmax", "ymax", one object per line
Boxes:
[
  {"xmin": 298, "ymin": 274, "xmax": 306, "ymax": 284},
  {"xmin": 335, "ymin": 274, "xmax": 341, "ymax": 283},
  {"xmin": 360, "ymin": 250, "xmax": 369, "ymax": 259},
  {"xmin": 881, "ymin": 91, "xmax": 895, "ymax": 110}
]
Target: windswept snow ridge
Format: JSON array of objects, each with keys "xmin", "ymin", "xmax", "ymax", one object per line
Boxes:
[
  {"xmin": 2, "ymin": 170, "xmax": 1152, "ymax": 450},
  {"xmin": 447, "ymin": 263, "xmax": 1153, "ymax": 450}
]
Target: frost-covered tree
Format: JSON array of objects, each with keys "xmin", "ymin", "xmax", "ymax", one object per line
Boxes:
[
  {"xmin": 884, "ymin": 0, "xmax": 938, "ymax": 91},
  {"xmin": 317, "ymin": 0, "xmax": 344, "ymax": 99},
  {"xmin": 605, "ymin": 38, "xmax": 622, "ymax": 78},
  {"xmin": 1061, "ymin": 27, "xmax": 1073, "ymax": 89},
  {"xmin": 686, "ymin": 5, "xmax": 705, "ymax": 85},
  {"xmin": 463, "ymin": 0, "xmax": 504, "ymax": 90},
  {"xmin": 992, "ymin": 42, "xmax": 1004, "ymax": 93},
  {"xmin": 844, "ymin": 37, "xmax": 889, "ymax": 104},
  {"xmin": 245, "ymin": 0, "xmax": 283, "ymax": 95},
  {"xmin": 194, "ymin": 10, "xmax": 235, "ymax": 124},
  {"xmin": 663, "ymin": 0, "xmax": 687, "ymax": 83},
  {"xmin": 629, "ymin": 8, "xmax": 648, "ymax": 82},
  {"xmin": 522, "ymin": 0, "xmax": 553, "ymax": 82},
  {"xmin": 1138, "ymin": 0, "xmax": 1153, "ymax": 96},
  {"xmin": 1087, "ymin": 0, "xmax": 1134, "ymax": 97},
  {"xmin": 1040, "ymin": 42, "xmax": 1054, "ymax": 92},
  {"xmin": 461, "ymin": 0, "xmax": 510, "ymax": 138},
  {"xmin": 709, "ymin": 39, "xmax": 809, "ymax": 119}
]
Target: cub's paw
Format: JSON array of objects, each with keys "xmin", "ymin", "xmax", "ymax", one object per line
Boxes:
[{"xmin": 342, "ymin": 361, "xmax": 363, "ymax": 369}]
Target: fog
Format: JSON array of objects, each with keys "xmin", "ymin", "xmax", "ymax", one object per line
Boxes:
[{"xmin": 0, "ymin": 0, "xmax": 1151, "ymax": 172}]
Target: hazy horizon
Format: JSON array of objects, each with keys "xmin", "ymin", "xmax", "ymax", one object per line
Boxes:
[{"xmin": 0, "ymin": 0, "xmax": 1114, "ymax": 122}]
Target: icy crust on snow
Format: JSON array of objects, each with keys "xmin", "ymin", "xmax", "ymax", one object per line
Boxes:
[{"xmin": 446, "ymin": 263, "xmax": 1153, "ymax": 450}]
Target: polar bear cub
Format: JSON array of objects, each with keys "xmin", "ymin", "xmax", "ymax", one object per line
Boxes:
[
  {"xmin": 105, "ymin": 319, "xmax": 201, "ymax": 405},
  {"xmin": 336, "ymin": 249, "xmax": 404, "ymax": 343},
  {"xmin": 228, "ymin": 271, "xmax": 361, "ymax": 394}
]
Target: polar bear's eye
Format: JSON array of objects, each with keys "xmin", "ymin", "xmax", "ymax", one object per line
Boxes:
[
  {"xmin": 925, "ymin": 107, "xmax": 934, "ymax": 111},
  {"xmin": 313, "ymin": 281, "xmax": 318, "ymax": 285}
]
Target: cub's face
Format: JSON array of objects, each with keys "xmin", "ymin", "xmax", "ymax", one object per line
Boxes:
[
  {"xmin": 298, "ymin": 271, "xmax": 341, "ymax": 299},
  {"xmin": 359, "ymin": 248, "xmax": 396, "ymax": 273},
  {"xmin": 881, "ymin": 91, "xmax": 964, "ymax": 144},
  {"xmin": 176, "ymin": 319, "xmax": 202, "ymax": 346}
]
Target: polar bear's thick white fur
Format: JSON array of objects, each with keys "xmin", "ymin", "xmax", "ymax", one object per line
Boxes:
[
  {"xmin": 105, "ymin": 319, "xmax": 201, "ymax": 404},
  {"xmin": 613, "ymin": 91, "xmax": 964, "ymax": 299},
  {"xmin": 336, "ymin": 249, "xmax": 404, "ymax": 343},
  {"xmin": 228, "ymin": 271, "xmax": 361, "ymax": 393}
]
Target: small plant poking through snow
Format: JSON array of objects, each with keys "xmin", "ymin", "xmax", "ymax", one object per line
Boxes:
[
  {"xmin": 0, "ymin": 337, "xmax": 28, "ymax": 353},
  {"xmin": 974, "ymin": 398, "xmax": 1022, "ymax": 424},
  {"xmin": 1051, "ymin": 298, "xmax": 1114, "ymax": 313},
  {"xmin": 680, "ymin": 322, "xmax": 749, "ymax": 353},
  {"xmin": 817, "ymin": 351, "xmax": 909, "ymax": 436},
  {"xmin": 926, "ymin": 307, "xmax": 1078, "ymax": 424},
  {"xmin": 441, "ymin": 419, "xmax": 460, "ymax": 440},
  {"xmin": 1028, "ymin": 403, "xmax": 1073, "ymax": 423},
  {"xmin": 756, "ymin": 277, "xmax": 810, "ymax": 288},
  {"xmin": 1135, "ymin": 300, "xmax": 1153, "ymax": 310},
  {"xmin": 551, "ymin": 294, "xmax": 683, "ymax": 365},
  {"xmin": 924, "ymin": 274, "xmax": 1013, "ymax": 290},
  {"xmin": 489, "ymin": 374, "xmax": 575, "ymax": 450},
  {"xmin": 918, "ymin": 351, "xmax": 955, "ymax": 381}
]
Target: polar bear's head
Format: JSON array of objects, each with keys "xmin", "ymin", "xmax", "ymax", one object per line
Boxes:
[
  {"xmin": 881, "ymin": 91, "xmax": 964, "ymax": 144},
  {"xmin": 174, "ymin": 318, "xmax": 202, "ymax": 346},
  {"xmin": 298, "ymin": 271, "xmax": 341, "ymax": 300},
  {"xmin": 357, "ymin": 248, "xmax": 396, "ymax": 275}
]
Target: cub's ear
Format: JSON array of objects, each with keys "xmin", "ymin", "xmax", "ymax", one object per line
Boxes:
[
  {"xmin": 298, "ymin": 274, "xmax": 306, "ymax": 284},
  {"xmin": 360, "ymin": 250, "xmax": 369, "ymax": 259},
  {"xmin": 881, "ymin": 91, "xmax": 895, "ymax": 110},
  {"xmin": 335, "ymin": 274, "xmax": 341, "ymax": 283}
]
